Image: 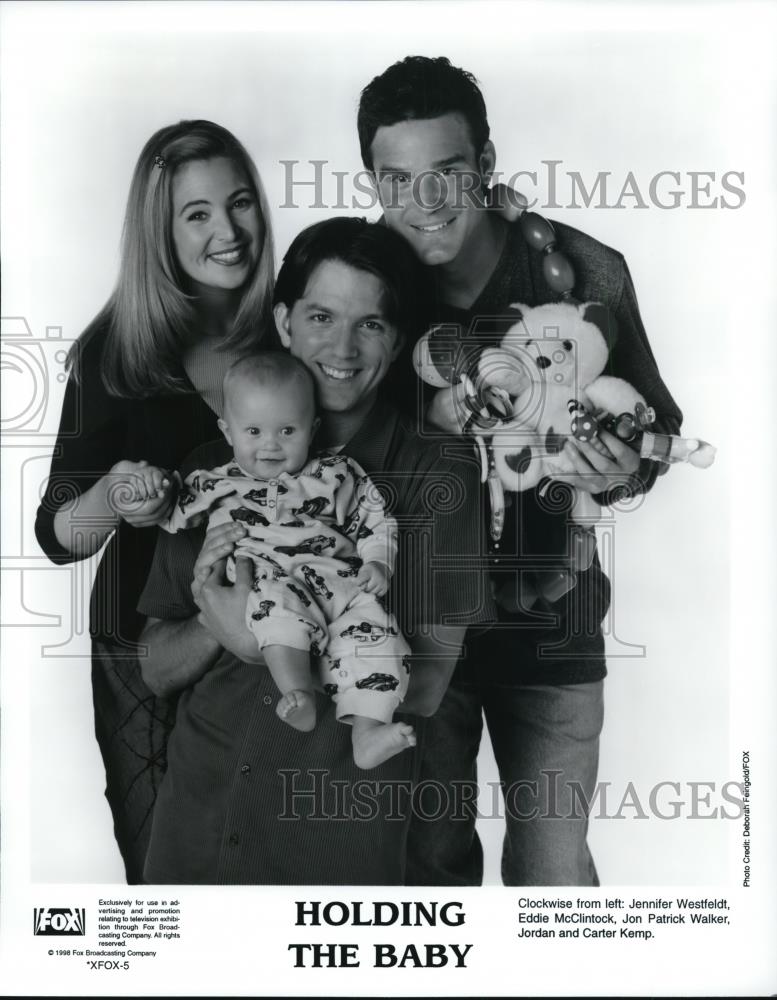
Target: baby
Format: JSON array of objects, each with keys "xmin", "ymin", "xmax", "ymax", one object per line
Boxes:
[{"xmin": 164, "ymin": 352, "xmax": 415, "ymax": 770}]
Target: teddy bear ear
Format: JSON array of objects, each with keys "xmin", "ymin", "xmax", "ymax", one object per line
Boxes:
[{"xmin": 582, "ymin": 302, "xmax": 619, "ymax": 351}]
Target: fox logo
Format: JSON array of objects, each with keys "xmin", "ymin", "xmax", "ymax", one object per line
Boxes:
[{"xmin": 33, "ymin": 908, "xmax": 85, "ymax": 935}]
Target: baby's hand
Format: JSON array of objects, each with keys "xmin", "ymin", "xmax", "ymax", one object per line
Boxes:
[
  {"xmin": 356, "ymin": 561, "xmax": 390, "ymax": 597},
  {"xmin": 111, "ymin": 459, "xmax": 170, "ymax": 500},
  {"xmin": 109, "ymin": 459, "xmax": 174, "ymax": 525}
]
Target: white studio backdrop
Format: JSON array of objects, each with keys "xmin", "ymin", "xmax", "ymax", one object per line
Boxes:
[{"xmin": 1, "ymin": 0, "xmax": 773, "ymax": 897}]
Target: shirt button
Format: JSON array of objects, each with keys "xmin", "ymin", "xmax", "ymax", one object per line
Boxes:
[
  {"xmin": 228, "ymin": 833, "xmax": 240, "ymax": 846},
  {"xmin": 263, "ymin": 696, "xmax": 272, "ymax": 706},
  {"xmin": 240, "ymin": 764, "xmax": 251, "ymax": 775},
  {"xmin": 339, "ymin": 670, "xmax": 348, "ymax": 678},
  {"xmin": 268, "ymin": 500, "xmax": 276, "ymax": 508}
]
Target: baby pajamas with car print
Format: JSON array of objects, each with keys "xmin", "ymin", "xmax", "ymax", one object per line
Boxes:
[{"xmin": 164, "ymin": 453, "xmax": 410, "ymax": 724}]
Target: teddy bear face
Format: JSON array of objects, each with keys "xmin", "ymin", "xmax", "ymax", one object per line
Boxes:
[
  {"xmin": 480, "ymin": 302, "xmax": 623, "ymax": 492},
  {"xmin": 414, "ymin": 297, "xmax": 711, "ymax": 502},
  {"xmin": 484, "ymin": 302, "xmax": 611, "ymax": 397},
  {"xmin": 413, "ymin": 300, "xmax": 635, "ymax": 486}
]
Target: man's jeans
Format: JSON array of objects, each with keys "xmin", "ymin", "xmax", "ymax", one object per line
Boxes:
[{"xmin": 405, "ymin": 679, "xmax": 604, "ymax": 886}]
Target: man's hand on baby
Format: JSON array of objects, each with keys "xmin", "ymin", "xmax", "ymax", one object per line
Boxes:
[
  {"xmin": 191, "ymin": 521, "xmax": 247, "ymax": 601},
  {"xmin": 194, "ymin": 555, "xmax": 264, "ymax": 664},
  {"xmin": 110, "ymin": 459, "xmax": 174, "ymax": 526},
  {"xmin": 356, "ymin": 561, "xmax": 390, "ymax": 596}
]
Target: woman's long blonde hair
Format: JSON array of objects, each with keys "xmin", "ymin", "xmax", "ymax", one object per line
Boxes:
[{"xmin": 71, "ymin": 119, "xmax": 276, "ymax": 396}]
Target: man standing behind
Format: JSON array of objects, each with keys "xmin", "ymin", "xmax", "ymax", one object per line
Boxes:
[{"xmin": 357, "ymin": 55, "xmax": 683, "ymax": 886}]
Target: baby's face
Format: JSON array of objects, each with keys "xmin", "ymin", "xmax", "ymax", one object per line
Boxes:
[{"xmin": 220, "ymin": 377, "xmax": 319, "ymax": 479}]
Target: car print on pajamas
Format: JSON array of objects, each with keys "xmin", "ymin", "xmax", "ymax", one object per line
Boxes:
[
  {"xmin": 338, "ymin": 621, "xmax": 399, "ymax": 643},
  {"xmin": 250, "ymin": 599, "xmax": 276, "ymax": 621},
  {"xmin": 201, "ymin": 477, "xmax": 221, "ymax": 492},
  {"xmin": 301, "ymin": 565, "xmax": 334, "ymax": 600},
  {"xmin": 244, "ymin": 484, "xmax": 289, "ymax": 505},
  {"xmin": 286, "ymin": 581, "xmax": 312, "ymax": 607},
  {"xmin": 252, "ymin": 553, "xmax": 286, "ymax": 582},
  {"xmin": 230, "ymin": 506, "xmax": 270, "ymax": 527},
  {"xmin": 311, "ymin": 455, "xmax": 347, "ymax": 479},
  {"xmin": 273, "ymin": 534, "xmax": 337, "ymax": 557},
  {"xmin": 341, "ymin": 509, "xmax": 361, "ymax": 536},
  {"xmin": 355, "ymin": 672, "xmax": 400, "ymax": 692},
  {"xmin": 176, "ymin": 488, "xmax": 197, "ymax": 513},
  {"xmin": 336, "ymin": 556, "xmax": 363, "ymax": 578},
  {"xmin": 293, "ymin": 496, "xmax": 330, "ymax": 518},
  {"xmin": 354, "ymin": 474, "xmax": 384, "ymax": 508}
]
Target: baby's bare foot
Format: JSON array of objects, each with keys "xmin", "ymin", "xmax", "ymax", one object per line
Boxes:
[
  {"xmin": 352, "ymin": 722, "xmax": 416, "ymax": 770},
  {"xmin": 276, "ymin": 690, "xmax": 316, "ymax": 732}
]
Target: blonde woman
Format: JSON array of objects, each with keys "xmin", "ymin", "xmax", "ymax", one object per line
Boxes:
[{"xmin": 35, "ymin": 120, "xmax": 276, "ymax": 882}]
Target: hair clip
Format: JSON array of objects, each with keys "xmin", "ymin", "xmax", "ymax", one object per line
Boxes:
[{"xmin": 154, "ymin": 154, "xmax": 166, "ymax": 169}]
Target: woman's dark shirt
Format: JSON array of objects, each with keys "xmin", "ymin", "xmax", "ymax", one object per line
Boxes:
[{"xmin": 34, "ymin": 327, "xmax": 222, "ymax": 646}]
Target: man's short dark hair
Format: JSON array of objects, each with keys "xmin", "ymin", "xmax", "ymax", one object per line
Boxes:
[
  {"xmin": 273, "ymin": 217, "xmax": 425, "ymax": 341},
  {"xmin": 357, "ymin": 55, "xmax": 490, "ymax": 171}
]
